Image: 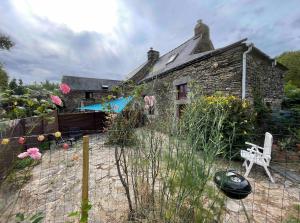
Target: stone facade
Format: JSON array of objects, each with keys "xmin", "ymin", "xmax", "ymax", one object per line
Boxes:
[
  {"xmin": 144, "ymin": 45, "xmax": 285, "ymax": 117},
  {"xmin": 127, "ymin": 20, "xmax": 286, "ymax": 116},
  {"xmin": 63, "ymin": 90, "xmax": 111, "ymax": 112},
  {"xmin": 246, "ymin": 51, "xmax": 285, "ymax": 109},
  {"xmin": 61, "ymin": 76, "xmax": 122, "ymax": 112}
]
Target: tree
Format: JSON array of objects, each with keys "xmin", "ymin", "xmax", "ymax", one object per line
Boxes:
[
  {"xmin": 0, "ymin": 33, "xmax": 14, "ymax": 89},
  {"xmin": 9, "ymin": 78, "xmax": 18, "ymax": 90},
  {"xmin": 8, "ymin": 78, "xmax": 26, "ymax": 95},
  {"xmin": 277, "ymin": 51, "xmax": 300, "ymax": 87},
  {"xmin": 0, "ymin": 33, "xmax": 14, "ymax": 50},
  {"xmin": 0, "ymin": 64, "xmax": 8, "ymax": 90}
]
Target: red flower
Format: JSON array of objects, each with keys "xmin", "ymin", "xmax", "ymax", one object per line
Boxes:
[
  {"xmin": 51, "ymin": 95, "xmax": 62, "ymax": 106},
  {"xmin": 59, "ymin": 83, "xmax": 71, "ymax": 94},
  {"xmin": 63, "ymin": 143, "xmax": 69, "ymax": 150},
  {"xmin": 18, "ymin": 137, "xmax": 26, "ymax": 144}
]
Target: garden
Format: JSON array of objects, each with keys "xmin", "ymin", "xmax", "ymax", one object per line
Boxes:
[{"xmin": 0, "ymin": 81, "xmax": 299, "ymax": 223}]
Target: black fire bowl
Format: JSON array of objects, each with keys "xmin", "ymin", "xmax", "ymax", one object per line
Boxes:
[{"xmin": 214, "ymin": 170, "xmax": 252, "ymax": 200}]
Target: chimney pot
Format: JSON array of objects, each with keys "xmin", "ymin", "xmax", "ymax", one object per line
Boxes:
[
  {"xmin": 193, "ymin": 19, "xmax": 214, "ymax": 53},
  {"xmin": 147, "ymin": 48, "xmax": 160, "ymax": 62}
]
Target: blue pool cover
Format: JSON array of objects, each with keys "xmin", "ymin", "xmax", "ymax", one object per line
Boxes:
[{"xmin": 80, "ymin": 96, "xmax": 133, "ymax": 113}]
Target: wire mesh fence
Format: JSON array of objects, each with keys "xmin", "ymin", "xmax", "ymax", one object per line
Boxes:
[{"xmin": 0, "ymin": 112, "xmax": 299, "ymax": 222}]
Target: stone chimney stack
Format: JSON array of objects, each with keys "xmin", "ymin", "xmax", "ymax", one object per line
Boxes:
[
  {"xmin": 193, "ymin": 20, "xmax": 214, "ymax": 53},
  {"xmin": 147, "ymin": 47, "xmax": 160, "ymax": 62}
]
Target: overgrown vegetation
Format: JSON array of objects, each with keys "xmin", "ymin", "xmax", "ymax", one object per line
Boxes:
[
  {"xmin": 186, "ymin": 94, "xmax": 254, "ymax": 159},
  {"xmin": 3, "ymin": 157, "xmax": 40, "ymax": 190},
  {"xmin": 0, "ymin": 79, "xmax": 60, "ymax": 120},
  {"xmin": 277, "ymin": 50, "xmax": 300, "ymax": 87},
  {"xmin": 106, "ymin": 83, "xmax": 236, "ymax": 222},
  {"xmin": 15, "ymin": 212, "xmax": 44, "ymax": 223}
]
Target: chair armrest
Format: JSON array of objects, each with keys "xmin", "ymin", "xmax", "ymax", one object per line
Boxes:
[
  {"xmin": 245, "ymin": 142, "xmax": 264, "ymax": 150},
  {"xmin": 246, "ymin": 147, "xmax": 263, "ymax": 155}
]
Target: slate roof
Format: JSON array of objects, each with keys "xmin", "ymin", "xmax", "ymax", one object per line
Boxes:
[
  {"xmin": 140, "ymin": 38, "xmax": 248, "ymax": 82},
  {"xmin": 125, "ymin": 61, "xmax": 148, "ymax": 80},
  {"xmin": 62, "ymin": 75, "xmax": 122, "ymax": 91},
  {"xmin": 129, "ymin": 36, "xmax": 287, "ymax": 83}
]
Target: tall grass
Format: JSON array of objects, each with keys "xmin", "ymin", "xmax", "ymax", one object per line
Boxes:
[{"xmin": 107, "ymin": 91, "xmax": 231, "ymax": 222}]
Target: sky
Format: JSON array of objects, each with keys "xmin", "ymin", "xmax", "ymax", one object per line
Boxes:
[{"xmin": 0, "ymin": 0, "xmax": 299, "ymax": 84}]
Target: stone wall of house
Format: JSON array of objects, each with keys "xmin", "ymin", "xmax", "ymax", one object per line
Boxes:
[
  {"xmin": 63, "ymin": 91, "xmax": 111, "ymax": 112},
  {"xmin": 246, "ymin": 51, "xmax": 285, "ymax": 109},
  {"xmin": 145, "ymin": 46, "xmax": 285, "ymax": 117},
  {"xmin": 145, "ymin": 45, "xmax": 245, "ymax": 117}
]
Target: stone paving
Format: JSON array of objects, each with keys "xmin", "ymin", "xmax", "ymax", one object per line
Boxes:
[
  {"xmin": 0, "ymin": 134, "xmax": 299, "ymax": 223},
  {"xmin": 0, "ymin": 134, "xmax": 128, "ymax": 223}
]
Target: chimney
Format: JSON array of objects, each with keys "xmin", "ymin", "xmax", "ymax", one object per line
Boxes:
[
  {"xmin": 193, "ymin": 20, "xmax": 214, "ymax": 53},
  {"xmin": 147, "ymin": 47, "xmax": 160, "ymax": 62}
]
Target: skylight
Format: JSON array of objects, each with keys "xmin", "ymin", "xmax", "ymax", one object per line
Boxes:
[
  {"xmin": 167, "ymin": 53, "xmax": 178, "ymax": 64},
  {"xmin": 102, "ymin": 85, "xmax": 109, "ymax": 90}
]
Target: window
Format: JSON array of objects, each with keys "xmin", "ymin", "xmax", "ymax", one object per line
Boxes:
[
  {"xmin": 85, "ymin": 92, "xmax": 93, "ymax": 99},
  {"xmin": 167, "ymin": 53, "xmax": 178, "ymax": 64},
  {"xmin": 102, "ymin": 85, "xmax": 109, "ymax": 90},
  {"xmin": 178, "ymin": 104, "xmax": 186, "ymax": 119},
  {"xmin": 177, "ymin": 83, "xmax": 188, "ymax": 100}
]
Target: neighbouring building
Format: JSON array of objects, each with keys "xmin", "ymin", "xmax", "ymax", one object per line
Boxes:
[
  {"xmin": 127, "ymin": 20, "xmax": 287, "ymax": 118},
  {"xmin": 61, "ymin": 75, "xmax": 122, "ymax": 112}
]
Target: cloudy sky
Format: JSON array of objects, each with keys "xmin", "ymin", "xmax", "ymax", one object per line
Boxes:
[{"xmin": 0, "ymin": 0, "xmax": 299, "ymax": 84}]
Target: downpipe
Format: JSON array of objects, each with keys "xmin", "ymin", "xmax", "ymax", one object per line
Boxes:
[{"xmin": 242, "ymin": 43, "xmax": 253, "ymax": 99}]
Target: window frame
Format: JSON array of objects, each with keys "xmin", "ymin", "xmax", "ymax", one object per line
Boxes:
[
  {"xmin": 85, "ymin": 92, "xmax": 94, "ymax": 99},
  {"xmin": 177, "ymin": 83, "xmax": 188, "ymax": 100}
]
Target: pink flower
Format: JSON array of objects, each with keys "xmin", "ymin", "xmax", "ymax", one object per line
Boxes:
[
  {"xmin": 27, "ymin": 147, "xmax": 42, "ymax": 160},
  {"xmin": 149, "ymin": 96, "xmax": 156, "ymax": 107},
  {"xmin": 18, "ymin": 152, "xmax": 29, "ymax": 159},
  {"xmin": 144, "ymin": 96, "xmax": 156, "ymax": 110},
  {"xmin": 30, "ymin": 151, "xmax": 42, "ymax": 160},
  {"xmin": 27, "ymin": 147, "xmax": 39, "ymax": 154},
  {"xmin": 59, "ymin": 83, "xmax": 71, "ymax": 94},
  {"xmin": 144, "ymin": 96, "xmax": 150, "ymax": 105},
  {"xmin": 51, "ymin": 95, "xmax": 62, "ymax": 106},
  {"xmin": 18, "ymin": 148, "xmax": 42, "ymax": 160}
]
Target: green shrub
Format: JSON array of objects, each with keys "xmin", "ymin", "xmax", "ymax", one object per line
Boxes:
[
  {"xmin": 106, "ymin": 104, "xmax": 141, "ymax": 147},
  {"xmin": 14, "ymin": 157, "xmax": 34, "ymax": 170},
  {"xmin": 181, "ymin": 94, "xmax": 255, "ymax": 159}
]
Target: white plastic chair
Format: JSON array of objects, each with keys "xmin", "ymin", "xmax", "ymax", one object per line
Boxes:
[{"xmin": 240, "ymin": 132, "xmax": 275, "ymax": 183}]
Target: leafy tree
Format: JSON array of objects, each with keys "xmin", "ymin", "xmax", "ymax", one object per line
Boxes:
[
  {"xmin": 0, "ymin": 33, "xmax": 14, "ymax": 50},
  {"xmin": 9, "ymin": 78, "xmax": 18, "ymax": 91},
  {"xmin": 277, "ymin": 51, "xmax": 300, "ymax": 87},
  {"xmin": 0, "ymin": 34, "xmax": 14, "ymax": 90},
  {"xmin": 285, "ymin": 81, "xmax": 300, "ymax": 99},
  {"xmin": 8, "ymin": 78, "xmax": 26, "ymax": 95},
  {"xmin": 0, "ymin": 64, "xmax": 8, "ymax": 90},
  {"xmin": 27, "ymin": 80, "xmax": 59, "ymax": 92}
]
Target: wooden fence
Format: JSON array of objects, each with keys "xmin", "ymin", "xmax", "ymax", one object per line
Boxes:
[
  {"xmin": 0, "ymin": 111, "xmax": 58, "ymax": 179},
  {"xmin": 58, "ymin": 111, "xmax": 107, "ymax": 135},
  {"xmin": 0, "ymin": 111, "xmax": 106, "ymax": 180}
]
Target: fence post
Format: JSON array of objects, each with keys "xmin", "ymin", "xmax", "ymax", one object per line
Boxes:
[{"xmin": 81, "ymin": 135, "xmax": 89, "ymax": 222}]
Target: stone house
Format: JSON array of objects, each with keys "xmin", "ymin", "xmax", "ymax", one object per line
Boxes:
[
  {"xmin": 61, "ymin": 75, "xmax": 122, "ymax": 112},
  {"xmin": 127, "ymin": 20, "xmax": 287, "ymax": 118}
]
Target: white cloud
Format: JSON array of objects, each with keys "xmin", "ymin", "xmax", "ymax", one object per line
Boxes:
[
  {"xmin": 11, "ymin": 0, "xmax": 123, "ymax": 35},
  {"xmin": 0, "ymin": 0, "xmax": 299, "ymax": 84}
]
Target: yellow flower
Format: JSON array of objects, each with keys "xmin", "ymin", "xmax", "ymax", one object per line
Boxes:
[
  {"xmin": 242, "ymin": 101, "xmax": 248, "ymax": 108},
  {"xmin": 54, "ymin": 131, "xmax": 61, "ymax": 138},
  {"xmin": 1, "ymin": 138, "xmax": 9, "ymax": 145}
]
